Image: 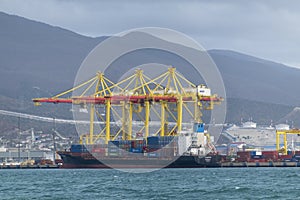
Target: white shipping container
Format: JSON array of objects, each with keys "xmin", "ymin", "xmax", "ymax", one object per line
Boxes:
[
  {"xmin": 153, "ymin": 90, "xmax": 165, "ymax": 95},
  {"xmin": 183, "ymin": 88, "xmax": 197, "ymax": 93},
  {"xmin": 197, "ymin": 85, "xmax": 211, "ymax": 96}
]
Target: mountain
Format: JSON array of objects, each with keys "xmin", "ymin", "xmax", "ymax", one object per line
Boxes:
[
  {"xmin": 0, "ymin": 11, "xmax": 106, "ymax": 100},
  {"xmin": 277, "ymin": 107, "xmax": 300, "ymax": 127},
  {"xmin": 0, "ymin": 11, "xmax": 299, "ymax": 132},
  {"xmin": 209, "ymin": 50, "xmax": 300, "ymax": 106}
]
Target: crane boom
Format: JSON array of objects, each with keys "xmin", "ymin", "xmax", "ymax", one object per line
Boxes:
[{"xmin": 33, "ymin": 67, "xmax": 223, "ymax": 145}]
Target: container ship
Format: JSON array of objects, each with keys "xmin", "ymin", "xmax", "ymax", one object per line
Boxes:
[
  {"xmin": 33, "ymin": 67, "xmax": 224, "ymax": 169},
  {"xmin": 57, "ymin": 150, "xmax": 223, "ymax": 169},
  {"xmin": 57, "ymin": 124, "xmax": 223, "ymax": 168},
  {"xmin": 58, "ymin": 130, "xmax": 300, "ymax": 168},
  {"xmin": 33, "ymin": 67, "xmax": 300, "ymax": 168}
]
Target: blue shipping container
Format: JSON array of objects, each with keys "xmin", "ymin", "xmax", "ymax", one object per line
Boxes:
[
  {"xmin": 293, "ymin": 155, "xmax": 300, "ymax": 159},
  {"xmin": 130, "ymin": 148, "xmax": 143, "ymax": 153},
  {"xmin": 71, "ymin": 144, "xmax": 85, "ymax": 149},
  {"xmin": 108, "ymin": 148, "xmax": 119, "ymax": 153},
  {"xmin": 108, "ymin": 152, "xmax": 119, "ymax": 157},
  {"xmin": 148, "ymin": 152, "xmax": 159, "ymax": 157},
  {"xmin": 71, "ymin": 149, "xmax": 81, "ymax": 153},
  {"xmin": 147, "ymin": 137, "xmax": 159, "ymax": 145},
  {"xmin": 194, "ymin": 123, "xmax": 204, "ymax": 133},
  {"xmin": 251, "ymin": 155, "xmax": 263, "ymax": 159},
  {"xmin": 71, "ymin": 144, "xmax": 88, "ymax": 152},
  {"xmin": 108, "ymin": 141, "xmax": 119, "ymax": 147}
]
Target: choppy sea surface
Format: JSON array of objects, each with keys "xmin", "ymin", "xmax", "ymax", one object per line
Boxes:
[{"xmin": 0, "ymin": 168, "xmax": 300, "ymax": 200}]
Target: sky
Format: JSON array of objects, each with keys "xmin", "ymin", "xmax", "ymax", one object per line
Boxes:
[{"xmin": 0, "ymin": 0, "xmax": 299, "ymax": 68}]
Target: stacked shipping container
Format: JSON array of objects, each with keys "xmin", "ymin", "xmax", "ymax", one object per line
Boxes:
[
  {"xmin": 236, "ymin": 150, "xmax": 300, "ymax": 162},
  {"xmin": 70, "ymin": 136, "xmax": 177, "ymax": 158}
]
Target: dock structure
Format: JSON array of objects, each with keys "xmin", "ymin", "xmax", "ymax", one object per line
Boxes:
[{"xmin": 221, "ymin": 161, "xmax": 300, "ymax": 168}]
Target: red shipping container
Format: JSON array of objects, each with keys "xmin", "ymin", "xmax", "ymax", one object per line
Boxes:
[
  {"xmin": 294, "ymin": 151, "xmax": 300, "ymax": 155},
  {"xmin": 92, "ymin": 148, "xmax": 106, "ymax": 153},
  {"xmin": 249, "ymin": 158, "xmax": 266, "ymax": 162},
  {"xmin": 237, "ymin": 151, "xmax": 251, "ymax": 156},
  {"xmin": 237, "ymin": 152, "xmax": 251, "ymax": 161},
  {"xmin": 262, "ymin": 151, "xmax": 279, "ymax": 161},
  {"xmin": 262, "ymin": 151, "xmax": 277, "ymax": 155},
  {"xmin": 278, "ymin": 154, "xmax": 293, "ymax": 160},
  {"xmin": 237, "ymin": 157, "xmax": 250, "ymax": 162}
]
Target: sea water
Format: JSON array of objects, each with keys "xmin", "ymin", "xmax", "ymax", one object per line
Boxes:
[{"xmin": 0, "ymin": 168, "xmax": 299, "ymax": 199}]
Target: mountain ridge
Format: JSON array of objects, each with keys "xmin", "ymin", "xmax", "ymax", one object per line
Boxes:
[{"xmin": 0, "ymin": 11, "xmax": 299, "ymax": 131}]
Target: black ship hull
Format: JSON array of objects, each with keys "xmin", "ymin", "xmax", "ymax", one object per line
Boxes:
[{"xmin": 58, "ymin": 151, "xmax": 222, "ymax": 169}]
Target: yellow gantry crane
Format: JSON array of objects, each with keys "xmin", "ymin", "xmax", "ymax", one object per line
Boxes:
[
  {"xmin": 33, "ymin": 67, "xmax": 223, "ymax": 145},
  {"xmin": 276, "ymin": 129, "xmax": 300, "ymax": 155}
]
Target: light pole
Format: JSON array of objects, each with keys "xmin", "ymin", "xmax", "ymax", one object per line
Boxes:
[
  {"xmin": 52, "ymin": 117, "xmax": 57, "ymax": 165},
  {"xmin": 18, "ymin": 116, "xmax": 21, "ymax": 163}
]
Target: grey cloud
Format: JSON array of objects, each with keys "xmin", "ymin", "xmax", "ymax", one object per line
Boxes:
[{"xmin": 0, "ymin": 0, "xmax": 299, "ymax": 68}]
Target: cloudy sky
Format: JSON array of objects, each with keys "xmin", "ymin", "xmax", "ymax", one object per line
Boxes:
[{"xmin": 1, "ymin": 0, "xmax": 299, "ymax": 68}]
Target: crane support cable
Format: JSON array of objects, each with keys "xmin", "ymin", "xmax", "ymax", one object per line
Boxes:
[{"xmin": 54, "ymin": 75, "xmax": 98, "ymax": 98}]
